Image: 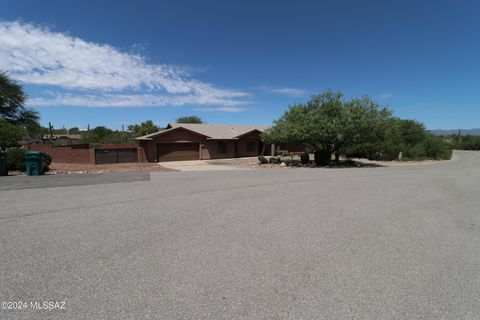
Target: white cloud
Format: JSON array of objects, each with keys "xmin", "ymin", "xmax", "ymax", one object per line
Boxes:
[
  {"xmin": 194, "ymin": 107, "xmax": 246, "ymax": 112},
  {"xmin": 378, "ymin": 93, "xmax": 394, "ymax": 99},
  {"xmin": 0, "ymin": 21, "xmax": 248, "ymax": 107},
  {"xmin": 271, "ymin": 87, "xmax": 306, "ymax": 97},
  {"xmin": 29, "ymin": 93, "xmax": 250, "ymax": 108}
]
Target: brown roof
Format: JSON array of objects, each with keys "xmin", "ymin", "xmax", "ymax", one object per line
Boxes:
[
  {"xmin": 51, "ymin": 134, "xmax": 82, "ymax": 140},
  {"xmin": 135, "ymin": 123, "xmax": 270, "ymax": 141}
]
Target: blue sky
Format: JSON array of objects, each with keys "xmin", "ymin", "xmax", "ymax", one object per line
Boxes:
[{"xmin": 1, "ymin": 0, "xmax": 479, "ymax": 130}]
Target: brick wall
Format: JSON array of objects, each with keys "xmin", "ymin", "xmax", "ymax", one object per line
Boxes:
[
  {"xmin": 29, "ymin": 144, "xmax": 95, "ymax": 164},
  {"xmin": 28, "ymin": 144, "xmax": 144, "ymax": 164}
]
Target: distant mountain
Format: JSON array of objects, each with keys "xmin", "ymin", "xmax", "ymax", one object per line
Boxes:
[{"xmin": 430, "ymin": 128, "xmax": 480, "ymax": 136}]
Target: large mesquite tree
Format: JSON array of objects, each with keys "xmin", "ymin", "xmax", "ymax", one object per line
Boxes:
[{"xmin": 262, "ymin": 90, "xmax": 392, "ymax": 161}]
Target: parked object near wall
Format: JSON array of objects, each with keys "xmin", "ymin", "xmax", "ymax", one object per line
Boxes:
[
  {"xmin": 0, "ymin": 151, "xmax": 6, "ymax": 176},
  {"xmin": 25, "ymin": 151, "xmax": 44, "ymax": 176}
]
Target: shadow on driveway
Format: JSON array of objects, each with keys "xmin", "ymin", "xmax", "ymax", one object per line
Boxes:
[{"xmin": 0, "ymin": 172, "xmax": 150, "ymax": 191}]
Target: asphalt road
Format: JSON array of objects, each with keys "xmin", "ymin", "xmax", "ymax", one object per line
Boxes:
[
  {"xmin": 0, "ymin": 172, "xmax": 151, "ymax": 191},
  {"xmin": 1, "ymin": 151, "xmax": 479, "ymax": 319}
]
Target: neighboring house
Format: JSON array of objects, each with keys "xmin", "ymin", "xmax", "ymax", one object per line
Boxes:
[
  {"xmin": 136, "ymin": 123, "xmax": 275, "ymax": 162},
  {"xmin": 46, "ymin": 134, "xmax": 82, "ymax": 145},
  {"xmin": 18, "ymin": 139, "xmax": 43, "ymax": 146}
]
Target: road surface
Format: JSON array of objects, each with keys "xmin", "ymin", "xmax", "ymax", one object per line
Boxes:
[{"xmin": 1, "ymin": 151, "xmax": 479, "ymax": 319}]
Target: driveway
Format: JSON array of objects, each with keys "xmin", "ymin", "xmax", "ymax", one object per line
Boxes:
[
  {"xmin": 1, "ymin": 151, "xmax": 479, "ymax": 319},
  {"xmin": 159, "ymin": 158, "xmax": 249, "ymax": 171}
]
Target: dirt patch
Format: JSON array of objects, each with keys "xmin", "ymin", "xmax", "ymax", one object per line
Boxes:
[{"xmin": 48, "ymin": 162, "xmax": 177, "ymax": 174}]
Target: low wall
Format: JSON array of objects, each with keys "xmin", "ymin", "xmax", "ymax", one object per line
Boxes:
[
  {"xmin": 29, "ymin": 144, "xmax": 95, "ymax": 164},
  {"xmin": 29, "ymin": 144, "xmax": 145, "ymax": 164}
]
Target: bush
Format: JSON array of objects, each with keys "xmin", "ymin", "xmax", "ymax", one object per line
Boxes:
[
  {"xmin": 300, "ymin": 152, "xmax": 310, "ymax": 164},
  {"xmin": 314, "ymin": 150, "xmax": 330, "ymax": 166},
  {"xmin": 6, "ymin": 147, "xmax": 26, "ymax": 171},
  {"xmin": 449, "ymin": 135, "xmax": 480, "ymax": 150},
  {"xmin": 258, "ymin": 155, "xmax": 268, "ymax": 164},
  {"xmin": 42, "ymin": 152, "xmax": 52, "ymax": 172},
  {"xmin": 5, "ymin": 149, "xmax": 52, "ymax": 172},
  {"xmin": 269, "ymin": 157, "xmax": 282, "ymax": 164},
  {"xmin": 276, "ymin": 150, "xmax": 289, "ymax": 157},
  {"xmin": 420, "ymin": 135, "xmax": 452, "ymax": 160}
]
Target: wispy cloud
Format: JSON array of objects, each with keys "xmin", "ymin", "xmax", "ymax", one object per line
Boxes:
[
  {"xmin": 271, "ymin": 88, "xmax": 306, "ymax": 97},
  {"xmin": 378, "ymin": 93, "xmax": 394, "ymax": 99},
  {"xmin": 30, "ymin": 93, "xmax": 251, "ymax": 108},
  {"xmin": 0, "ymin": 21, "xmax": 248, "ymax": 107},
  {"xmin": 194, "ymin": 107, "xmax": 246, "ymax": 112}
]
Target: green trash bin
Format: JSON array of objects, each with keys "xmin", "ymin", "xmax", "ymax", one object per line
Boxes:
[
  {"xmin": 25, "ymin": 151, "xmax": 44, "ymax": 176},
  {"xmin": 0, "ymin": 151, "xmax": 6, "ymax": 176}
]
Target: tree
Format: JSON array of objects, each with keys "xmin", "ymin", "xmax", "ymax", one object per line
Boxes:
[
  {"xmin": 176, "ymin": 115, "xmax": 203, "ymax": 124},
  {"xmin": 13, "ymin": 108, "xmax": 41, "ymax": 139},
  {"xmin": 262, "ymin": 91, "xmax": 391, "ymax": 162},
  {"xmin": 0, "ymin": 70, "xmax": 42, "ymax": 139},
  {"xmin": 80, "ymin": 126, "xmax": 113, "ymax": 143},
  {"xmin": 0, "ymin": 71, "xmax": 27, "ymax": 122},
  {"xmin": 397, "ymin": 119, "xmax": 426, "ymax": 147},
  {"xmin": 128, "ymin": 120, "xmax": 159, "ymax": 137},
  {"xmin": 68, "ymin": 127, "xmax": 80, "ymax": 134},
  {"xmin": 0, "ymin": 120, "xmax": 24, "ymax": 149}
]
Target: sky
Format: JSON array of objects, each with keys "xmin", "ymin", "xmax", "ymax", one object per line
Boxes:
[{"xmin": 1, "ymin": 0, "xmax": 479, "ymax": 130}]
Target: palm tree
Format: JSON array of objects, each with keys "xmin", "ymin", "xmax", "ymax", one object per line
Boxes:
[
  {"xmin": 0, "ymin": 71, "xmax": 27, "ymax": 122},
  {"xmin": 0, "ymin": 70, "xmax": 43, "ymax": 139}
]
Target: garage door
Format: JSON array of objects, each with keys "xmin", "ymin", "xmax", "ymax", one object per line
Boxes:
[
  {"xmin": 95, "ymin": 148, "xmax": 138, "ymax": 164},
  {"xmin": 157, "ymin": 143, "xmax": 199, "ymax": 162}
]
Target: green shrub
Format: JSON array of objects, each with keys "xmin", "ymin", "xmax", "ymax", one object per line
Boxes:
[
  {"xmin": 6, "ymin": 148, "xmax": 26, "ymax": 171},
  {"xmin": 420, "ymin": 135, "xmax": 452, "ymax": 160},
  {"xmin": 314, "ymin": 150, "xmax": 330, "ymax": 166},
  {"xmin": 269, "ymin": 157, "xmax": 282, "ymax": 164},
  {"xmin": 258, "ymin": 155, "xmax": 268, "ymax": 164},
  {"xmin": 300, "ymin": 152, "xmax": 310, "ymax": 164},
  {"xmin": 42, "ymin": 152, "xmax": 52, "ymax": 172},
  {"xmin": 449, "ymin": 135, "xmax": 480, "ymax": 150},
  {"xmin": 5, "ymin": 149, "xmax": 52, "ymax": 172}
]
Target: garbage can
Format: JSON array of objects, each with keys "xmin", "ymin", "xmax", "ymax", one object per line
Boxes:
[
  {"xmin": 0, "ymin": 151, "xmax": 6, "ymax": 176},
  {"xmin": 25, "ymin": 151, "xmax": 44, "ymax": 176}
]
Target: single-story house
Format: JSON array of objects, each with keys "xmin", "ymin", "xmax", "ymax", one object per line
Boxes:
[
  {"xmin": 42, "ymin": 134, "xmax": 82, "ymax": 145},
  {"xmin": 136, "ymin": 123, "xmax": 276, "ymax": 162}
]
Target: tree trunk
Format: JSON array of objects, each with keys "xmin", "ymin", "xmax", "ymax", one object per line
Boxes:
[{"xmin": 335, "ymin": 152, "xmax": 340, "ymax": 161}]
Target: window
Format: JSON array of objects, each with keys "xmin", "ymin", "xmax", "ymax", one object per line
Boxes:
[
  {"xmin": 218, "ymin": 141, "xmax": 227, "ymax": 154},
  {"xmin": 247, "ymin": 140, "xmax": 257, "ymax": 153}
]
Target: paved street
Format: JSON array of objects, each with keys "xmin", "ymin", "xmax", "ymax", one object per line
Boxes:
[{"xmin": 1, "ymin": 151, "xmax": 479, "ymax": 319}]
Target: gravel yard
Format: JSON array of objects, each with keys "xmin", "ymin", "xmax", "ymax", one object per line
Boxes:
[{"xmin": 48, "ymin": 162, "xmax": 176, "ymax": 174}]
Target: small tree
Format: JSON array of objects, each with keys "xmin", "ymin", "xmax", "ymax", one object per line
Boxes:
[
  {"xmin": 68, "ymin": 127, "xmax": 80, "ymax": 134},
  {"xmin": 0, "ymin": 120, "xmax": 24, "ymax": 149},
  {"xmin": 80, "ymin": 126, "xmax": 113, "ymax": 143},
  {"xmin": 128, "ymin": 120, "xmax": 159, "ymax": 137},
  {"xmin": 176, "ymin": 115, "xmax": 203, "ymax": 124}
]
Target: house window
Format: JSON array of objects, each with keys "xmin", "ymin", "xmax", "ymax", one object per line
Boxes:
[
  {"xmin": 247, "ymin": 140, "xmax": 257, "ymax": 153},
  {"xmin": 218, "ymin": 141, "xmax": 227, "ymax": 154}
]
